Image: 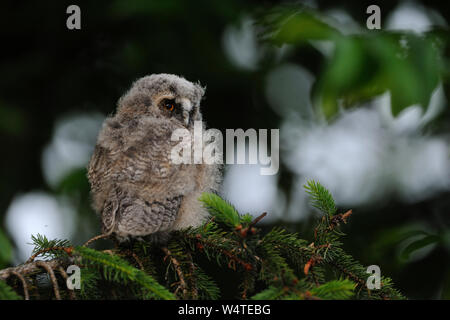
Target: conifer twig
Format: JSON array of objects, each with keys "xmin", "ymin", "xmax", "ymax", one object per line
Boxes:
[
  {"xmin": 249, "ymin": 212, "xmax": 267, "ymax": 228},
  {"xmin": 26, "ymin": 246, "xmax": 73, "ymax": 263},
  {"xmin": 162, "ymin": 247, "xmax": 188, "ymax": 298},
  {"xmin": 241, "ymin": 273, "xmax": 254, "ymax": 299},
  {"xmin": 328, "ymin": 210, "xmax": 352, "ymax": 231},
  {"xmin": 122, "ymin": 250, "xmax": 145, "ymax": 270},
  {"xmin": 302, "ymin": 291, "xmax": 322, "ymax": 300},
  {"xmin": 83, "ymin": 234, "xmax": 110, "ymax": 247},
  {"xmin": 131, "ymin": 252, "xmax": 145, "ymax": 271},
  {"xmin": 57, "ymin": 266, "xmax": 76, "ymax": 300},
  {"xmin": 186, "ymin": 252, "xmax": 198, "ymax": 299},
  {"xmin": 0, "ymin": 259, "xmax": 70, "ymax": 281},
  {"xmin": 10, "ymin": 271, "xmax": 29, "ymax": 300},
  {"xmin": 36, "ymin": 261, "xmax": 61, "ymax": 300},
  {"xmin": 238, "ymin": 212, "xmax": 268, "ymax": 238},
  {"xmin": 190, "ymin": 233, "xmax": 253, "ymax": 271}
]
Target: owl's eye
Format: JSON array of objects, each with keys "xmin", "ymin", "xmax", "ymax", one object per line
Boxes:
[{"xmin": 163, "ymin": 99, "xmax": 176, "ymax": 112}]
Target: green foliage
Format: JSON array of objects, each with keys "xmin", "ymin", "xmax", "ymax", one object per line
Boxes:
[
  {"xmin": 0, "ymin": 1, "xmax": 446, "ymax": 301},
  {"xmin": 79, "ymin": 267, "xmax": 102, "ymax": 300},
  {"xmin": 318, "ymin": 33, "xmax": 441, "ymax": 118},
  {"xmin": 324, "ymin": 246, "xmax": 403, "ymax": 299},
  {"xmin": 258, "ymin": 6, "xmax": 446, "ymax": 119},
  {"xmin": 56, "ymin": 168, "xmax": 91, "ymax": 195},
  {"xmin": 193, "ymin": 266, "xmax": 221, "ymax": 300},
  {"xmin": 304, "ymin": 180, "xmax": 336, "ymax": 216},
  {"xmin": 0, "ymin": 280, "xmax": 22, "ymax": 300},
  {"xmin": 258, "ymin": 7, "xmax": 341, "ymax": 44},
  {"xmin": 199, "ymin": 193, "xmax": 241, "ymax": 227},
  {"xmin": 182, "ymin": 221, "xmax": 242, "ymax": 271},
  {"xmin": 2, "ymin": 181, "xmax": 404, "ymax": 300},
  {"xmin": 30, "ymin": 234, "xmax": 72, "ymax": 260},
  {"xmin": 261, "ymin": 227, "xmax": 309, "ymax": 267},
  {"xmin": 309, "ymin": 279, "xmax": 355, "ymax": 300},
  {"xmin": 371, "ymin": 226, "xmax": 443, "ymax": 265},
  {"xmin": 400, "ymin": 235, "xmax": 440, "ymax": 261},
  {"xmin": 74, "ymin": 246, "xmax": 175, "ymax": 300},
  {"xmin": 250, "ymin": 286, "xmax": 284, "ymax": 300}
]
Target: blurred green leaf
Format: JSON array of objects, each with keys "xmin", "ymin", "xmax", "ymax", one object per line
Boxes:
[
  {"xmin": 56, "ymin": 167, "xmax": 90, "ymax": 195},
  {"xmin": 382, "ymin": 34, "xmax": 440, "ymax": 116},
  {"xmin": 316, "ymin": 33, "xmax": 442, "ymax": 119},
  {"xmin": 257, "ymin": 7, "xmax": 341, "ymax": 46},
  {"xmin": 375, "ymin": 228, "xmax": 430, "ymax": 249},
  {"xmin": 272, "ymin": 11, "xmax": 340, "ymax": 44},
  {"xmin": 371, "ymin": 227, "xmax": 430, "ymax": 262},
  {"xmin": 400, "ymin": 235, "xmax": 440, "ymax": 261},
  {"xmin": 0, "ymin": 228, "xmax": 12, "ymax": 267},
  {"xmin": 316, "ymin": 36, "xmax": 372, "ymax": 119},
  {"xmin": 259, "ymin": 7, "xmax": 446, "ymax": 120}
]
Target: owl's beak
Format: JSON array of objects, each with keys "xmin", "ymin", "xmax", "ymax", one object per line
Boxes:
[
  {"xmin": 183, "ymin": 110, "xmax": 190, "ymax": 126},
  {"xmin": 178, "ymin": 98, "xmax": 192, "ymax": 126}
]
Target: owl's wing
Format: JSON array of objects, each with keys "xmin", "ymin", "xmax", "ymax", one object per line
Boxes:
[
  {"xmin": 100, "ymin": 192, "xmax": 119, "ymax": 235},
  {"xmin": 88, "ymin": 119, "xmax": 191, "ymax": 237},
  {"xmin": 88, "ymin": 145, "xmax": 109, "ymax": 195},
  {"xmin": 115, "ymin": 195, "xmax": 183, "ymax": 237},
  {"xmin": 88, "ymin": 144, "xmax": 119, "ymax": 234}
]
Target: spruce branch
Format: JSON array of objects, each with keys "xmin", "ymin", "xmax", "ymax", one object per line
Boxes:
[
  {"xmin": 0, "ymin": 258, "xmax": 72, "ymax": 282},
  {"xmin": 27, "ymin": 234, "xmax": 73, "ymax": 263},
  {"xmin": 199, "ymin": 193, "xmax": 240, "ymax": 227},
  {"xmin": 74, "ymin": 246, "xmax": 175, "ymax": 300},
  {"xmin": 251, "ymin": 286, "xmax": 284, "ymax": 300},
  {"xmin": 308, "ymin": 279, "xmax": 356, "ymax": 300},
  {"xmin": 162, "ymin": 246, "xmax": 188, "ymax": 298},
  {"xmin": 0, "ymin": 181, "xmax": 405, "ymax": 300},
  {"xmin": 192, "ymin": 265, "xmax": 220, "ymax": 300},
  {"xmin": 186, "ymin": 252, "xmax": 198, "ymax": 299},
  {"xmin": 304, "ymin": 179, "xmax": 337, "ymax": 216}
]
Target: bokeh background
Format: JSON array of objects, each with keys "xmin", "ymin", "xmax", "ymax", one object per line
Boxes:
[{"xmin": 0, "ymin": 0, "xmax": 449, "ymax": 299}]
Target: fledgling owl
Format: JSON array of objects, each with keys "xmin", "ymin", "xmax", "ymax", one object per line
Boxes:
[{"xmin": 88, "ymin": 74, "xmax": 221, "ymax": 242}]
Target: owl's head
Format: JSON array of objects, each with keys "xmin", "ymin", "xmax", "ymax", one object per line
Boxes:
[{"xmin": 117, "ymin": 74, "xmax": 205, "ymax": 127}]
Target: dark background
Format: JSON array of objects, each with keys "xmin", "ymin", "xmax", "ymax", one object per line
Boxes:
[{"xmin": 0, "ymin": 0, "xmax": 449, "ymax": 299}]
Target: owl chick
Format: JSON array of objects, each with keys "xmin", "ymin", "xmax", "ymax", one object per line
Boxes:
[{"xmin": 88, "ymin": 74, "xmax": 221, "ymax": 242}]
